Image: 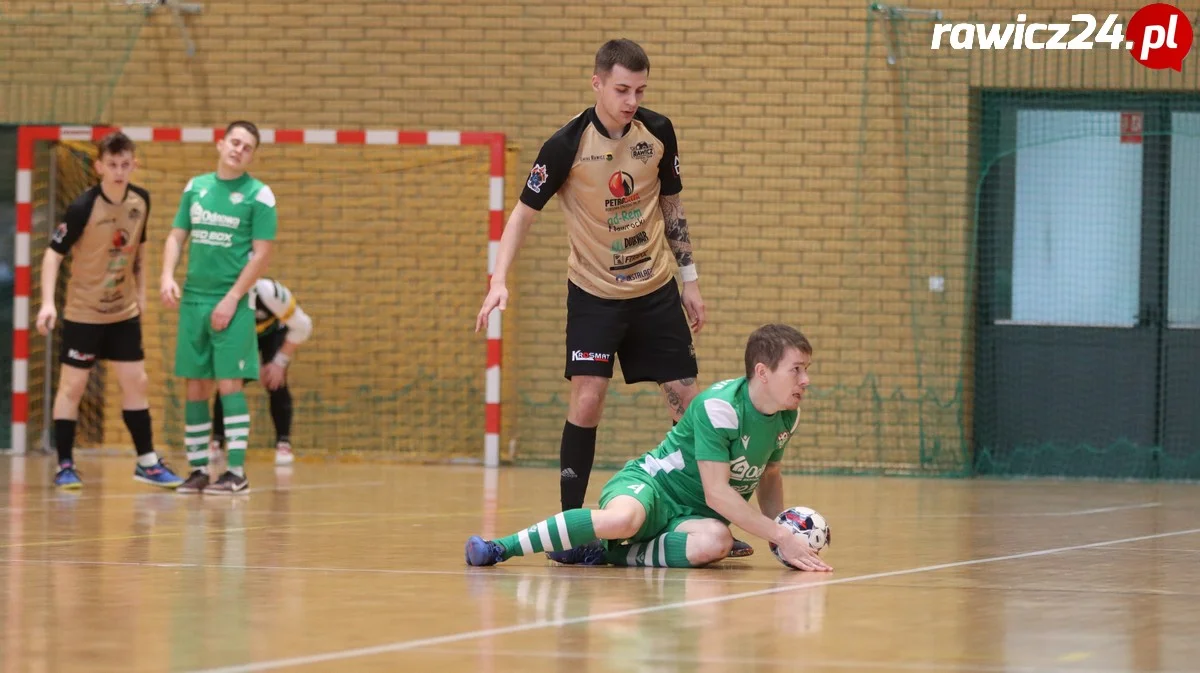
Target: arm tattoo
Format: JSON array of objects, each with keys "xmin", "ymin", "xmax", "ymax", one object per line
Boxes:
[{"xmin": 660, "ymin": 194, "xmax": 693, "ymax": 268}]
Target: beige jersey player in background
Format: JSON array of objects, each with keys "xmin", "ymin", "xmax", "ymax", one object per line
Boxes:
[{"xmin": 35, "ymin": 131, "xmax": 184, "ymax": 490}]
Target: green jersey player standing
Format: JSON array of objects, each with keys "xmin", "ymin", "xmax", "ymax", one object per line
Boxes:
[
  {"xmin": 160, "ymin": 120, "xmax": 277, "ymax": 494},
  {"xmin": 465, "ymin": 323, "xmax": 833, "ymax": 571}
]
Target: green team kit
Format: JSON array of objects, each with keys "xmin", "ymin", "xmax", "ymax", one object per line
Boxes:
[
  {"xmin": 467, "ymin": 375, "xmax": 800, "ymax": 567},
  {"xmin": 172, "ymin": 172, "xmax": 278, "ymax": 380},
  {"xmin": 600, "ymin": 376, "xmax": 799, "ymax": 546}
]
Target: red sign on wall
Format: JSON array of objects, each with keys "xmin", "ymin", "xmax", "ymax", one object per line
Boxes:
[{"xmin": 1121, "ymin": 112, "xmax": 1143, "ymax": 144}]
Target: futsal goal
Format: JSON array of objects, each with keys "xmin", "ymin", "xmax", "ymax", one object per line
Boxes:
[{"xmin": 10, "ymin": 125, "xmax": 512, "ymax": 466}]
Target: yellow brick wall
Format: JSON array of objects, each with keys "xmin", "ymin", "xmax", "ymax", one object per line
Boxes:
[{"xmin": 3, "ymin": 0, "xmax": 1193, "ymax": 469}]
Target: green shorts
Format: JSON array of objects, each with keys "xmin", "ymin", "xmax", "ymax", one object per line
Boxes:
[
  {"xmin": 598, "ymin": 464, "xmax": 708, "ymax": 545},
  {"xmin": 174, "ymin": 295, "xmax": 259, "ymax": 381}
]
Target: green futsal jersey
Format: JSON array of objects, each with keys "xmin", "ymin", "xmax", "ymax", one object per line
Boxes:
[
  {"xmin": 630, "ymin": 377, "xmax": 799, "ymax": 520},
  {"xmin": 172, "ymin": 172, "xmax": 278, "ymax": 300}
]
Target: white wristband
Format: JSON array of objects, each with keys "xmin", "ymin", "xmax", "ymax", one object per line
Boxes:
[
  {"xmin": 679, "ymin": 264, "xmax": 698, "ymax": 282},
  {"xmin": 272, "ymin": 352, "xmax": 291, "ymax": 369}
]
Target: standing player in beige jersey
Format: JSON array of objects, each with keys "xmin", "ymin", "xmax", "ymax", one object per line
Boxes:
[
  {"xmin": 473, "ymin": 39, "xmax": 752, "ymax": 556},
  {"xmin": 34, "ymin": 131, "xmax": 184, "ymax": 490}
]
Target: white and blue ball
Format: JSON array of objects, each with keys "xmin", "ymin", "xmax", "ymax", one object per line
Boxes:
[{"xmin": 769, "ymin": 506, "xmax": 830, "ymax": 568}]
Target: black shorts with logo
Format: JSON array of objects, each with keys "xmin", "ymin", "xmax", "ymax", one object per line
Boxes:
[
  {"xmin": 60, "ymin": 316, "xmax": 145, "ymax": 369},
  {"xmin": 564, "ymin": 280, "xmax": 698, "ymax": 385}
]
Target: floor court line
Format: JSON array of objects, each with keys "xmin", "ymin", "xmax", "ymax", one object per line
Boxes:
[
  {"xmin": 1, "ymin": 557, "xmax": 836, "ymax": 586},
  {"xmin": 16, "ymin": 554, "xmax": 1190, "ymax": 595},
  {"xmin": 187, "ymin": 526, "xmax": 1200, "ymax": 673},
  {"xmin": 0, "ymin": 481, "xmax": 390, "ymax": 510},
  {"xmin": 1081, "ymin": 546, "xmax": 1200, "ymax": 554},
  {"xmin": 0, "ymin": 508, "xmax": 530, "ymax": 550},
  {"xmin": 415, "ymin": 647, "xmax": 1192, "ymax": 673},
  {"xmin": 867, "ymin": 502, "xmax": 1161, "ymax": 520},
  {"xmin": 867, "ymin": 581, "xmax": 1191, "ymax": 597}
]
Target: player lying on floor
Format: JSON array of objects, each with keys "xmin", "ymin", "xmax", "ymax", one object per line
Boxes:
[{"xmin": 465, "ymin": 323, "xmax": 832, "ymax": 571}]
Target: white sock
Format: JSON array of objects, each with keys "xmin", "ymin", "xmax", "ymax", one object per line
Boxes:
[
  {"xmin": 137, "ymin": 452, "xmax": 159, "ymax": 468},
  {"xmin": 230, "ymin": 466, "xmax": 245, "ymax": 477}
]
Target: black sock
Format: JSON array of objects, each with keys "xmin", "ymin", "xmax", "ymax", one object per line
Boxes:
[
  {"xmin": 211, "ymin": 394, "xmax": 225, "ymax": 441},
  {"xmin": 122, "ymin": 408, "xmax": 154, "ymax": 456},
  {"xmin": 269, "ymin": 385, "xmax": 293, "ymax": 444},
  {"xmin": 54, "ymin": 419, "xmax": 77, "ymax": 465},
  {"xmin": 560, "ymin": 421, "xmax": 598, "ymax": 510}
]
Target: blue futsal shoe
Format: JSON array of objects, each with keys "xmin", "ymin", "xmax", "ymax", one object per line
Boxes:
[
  {"xmin": 546, "ymin": 539, "xmax": 609, "ymax": 566},
  {"xmin": 54, "ymin": 463, "xmax": 83, "ymax": 490},
  {"xmin": 464, "ymin": 536, "xmax": 506, "ymax": 567},
  {"xmin": 134, "ymin": 460, "xmax": 185, "ymax": 489}
]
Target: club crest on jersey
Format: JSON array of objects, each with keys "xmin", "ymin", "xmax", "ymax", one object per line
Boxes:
[
  {"xmin": 630, "ymin": 141, "xmax": 654, "ymax": 163},
  {"xmin": 527, "ymin": 164, "xmax": 548, "ymax": 193},
  {"xmin": 229, "ymin": 193, "xmax": 244, "ymax": 205},
  {"xmin": 128, "ymin": 207, "xmax": 142, "ymax": 221}
]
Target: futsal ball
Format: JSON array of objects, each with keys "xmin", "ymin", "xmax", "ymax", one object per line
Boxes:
[{"xmin": 769, "ymin": 506, "xmax": 830, "ymax": 569}]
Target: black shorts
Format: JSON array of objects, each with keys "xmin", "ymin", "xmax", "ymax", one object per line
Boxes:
[
  {"xmin": 564, "ymin": 280, "xmax": 698, "ymax": 385},
  {"xmin": 258, "ymin": 327, "xmax": 287, "ymax": 364},
  {"xmin": 60, "ymin": 316, "xmax": 145, "ymax": 369}
]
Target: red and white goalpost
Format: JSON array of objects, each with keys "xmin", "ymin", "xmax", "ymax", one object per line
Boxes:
[{"xmin": 9, "ymin": 125, "xmax": 506, "ymax": 466}]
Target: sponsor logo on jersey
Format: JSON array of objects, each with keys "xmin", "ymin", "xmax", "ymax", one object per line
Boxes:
[
  {"xmin": 615, "ymin": 268, "xmax": 654, "ymax": 283},
  {"xmin": 607, "ymin": 171, "xmax": 635, "ymax": 198},
  {"xmin": 111, "ymin": 229, "xmax": 130, "ymax": 250},
  {"xmin": 777, "ymin": 431, "xmax": 790, "ymax": 449},
  {"xmin": 190, "ymin": 229, "xmax": 234, "ymax": 247},
  {"xmin": 190, "ymin": 203, "xmax": 241, "ymax": 228},
  {"xmin": 729, "ymin": 456, "xmax": 765, "ymax": 493},
  {"xmin": 630, "ymin": 141, "xmax": 654, "ymax": 163},
  {"xmin": 607, "ymin": 208, "xmax": 644, "ymax": 232},
  {"xmin": 580, "ymin": 152, "xmax": 613, "ymax": 163},
  {"xmin": 527, "ymin": 164, "xmax": 548, "ymax": 193},
  {"xmin": 52, "ymin": 222, "xmax": 68, "ymax": 244},
  {"xmin": 605, "ymin": 171, "xmax": 642, "ymax": 210},
  {"xmin": 611, "ymin": 251, "xmax": 650, "ymax": 271},
  {"xmin": 571, "ymin": 350, "xmax": 611, "ymax": 363},
  {"xmin": 99, "ymin": 287, "xmax": 124, "ymax": 306},
  {"xmin": 610, "ymin": 230, "xmax": 649, "ymax": 252}
]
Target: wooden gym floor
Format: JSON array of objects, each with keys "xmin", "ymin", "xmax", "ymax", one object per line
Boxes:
[{"xmin": 2, "ymin": 454, "xmax": 1199, "ymax": 672}]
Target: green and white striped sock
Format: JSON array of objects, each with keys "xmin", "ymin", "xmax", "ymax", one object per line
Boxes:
[
  {"xmin": 184, "ymin": 400, "xmax": 211, "ymax": 471},
  {"xmin": 220, "ymin": 392, "xmax": 250, "ymax": 476},
  {"xmin": 605, "ymin": 532, "xmax": 693, "ymax": 568},
  {"xmin": 495, "ymin": 509, "xmax": 596, "ymax": 560}
]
